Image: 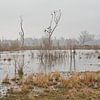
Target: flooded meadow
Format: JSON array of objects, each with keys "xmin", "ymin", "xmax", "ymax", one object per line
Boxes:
[
  {"xmin": 0, "ymin": 50, "xmax": 100, "ymax": 99},
  {"xmin": 0, "ymin": 50, "xmax": 100, "ymax": 81}
]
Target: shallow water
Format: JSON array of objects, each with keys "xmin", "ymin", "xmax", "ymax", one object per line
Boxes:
[{"xmin": 0, "ymin": 50, "xmax": 100, "ymax": 81}]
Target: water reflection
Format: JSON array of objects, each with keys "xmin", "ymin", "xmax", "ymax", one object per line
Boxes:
[
  {"xmin": 0, "ymin": 50, "xmax": 100, "ymax": 81},
  {"xmin": 37, "ymin": 50, "xmax": 76, "ymax": 73}
]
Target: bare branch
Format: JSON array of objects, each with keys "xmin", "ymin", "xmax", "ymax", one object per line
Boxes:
[{"xmin": 44, "ymin": 9, "xmax": 61, "ymax": 49}]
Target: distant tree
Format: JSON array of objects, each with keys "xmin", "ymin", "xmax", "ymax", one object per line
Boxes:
[
  {"xmin": 79, "ymin": 31, "xmax": 94, "ymax": 45},
  {"xmin": 44, "ymin": 9, "xmax": 61, "ymax": 49}
]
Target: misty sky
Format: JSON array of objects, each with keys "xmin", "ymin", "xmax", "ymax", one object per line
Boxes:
[{"xmin": 0, "ymin": 0, "xmax": 100, "ymax": 40}]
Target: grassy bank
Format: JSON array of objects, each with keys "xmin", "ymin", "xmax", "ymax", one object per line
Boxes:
[{"xmin": 2, "ymin": 71, "xmax": 100, "ymax": 100}]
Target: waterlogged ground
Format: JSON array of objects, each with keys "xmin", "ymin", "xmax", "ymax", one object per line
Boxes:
[
  {"xmin": 2, "ymin": 71, "xmax": 100, "ymax": 100},
  {"xmin": 0, "ymin": 49, "xmax": 100, "ymax": 99},
  {"xmin": 0, "ymin": 50, "xmax": 100, "ymax": 81}
]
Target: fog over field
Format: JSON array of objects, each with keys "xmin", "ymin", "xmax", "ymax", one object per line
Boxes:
[{"xmin": 0, "ymin": 0, "xmax": 100, "ymax": 40}]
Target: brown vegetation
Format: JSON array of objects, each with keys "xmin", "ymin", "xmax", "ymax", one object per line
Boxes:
[
  {"xmin": 2, "ymin": 71, "xmax": 100, "ymax": 100},
  {"xmin": 2, "ymin": 74, "xmax": 10, "ymax": 85}
]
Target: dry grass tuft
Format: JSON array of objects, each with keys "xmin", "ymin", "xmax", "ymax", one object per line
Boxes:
[
  {"xmin": 33, "ymin": 73, "xmax": 49, "ymax": 87},
  {"xmin": 80, "ymin": 87, "xmax": 94, "ymax": 95},
  {"xmin": 60, "ymin": 74, "xmax": 81, "ymax": 88},
  {"xmin": 66, "ymin": 88, "xmax": 77, "ymax": 99},
  {"xmin": 49, "ymin": 71, "xmax": 61, "ymax": 81},
  {"xmin": 20, "ymin": 84, "xmax": 30, "ymax": 93},
  {"xmin": 33, "ymin": 72, "xmax": 62, "ymax": 87},
  {"xmin": 95, "ymin": 73, "xmax": 100, "ymax": 82},
  {"xmin": 2, "ymin": 74, "xmax": 10, "ymax": 84},
  {"xmin": 80, "ymin": 72, "xmax": 96, "ymax": 85},
  {"xmin": 23, "ymin": 74, "xmax": 33, "ymax": 85}
]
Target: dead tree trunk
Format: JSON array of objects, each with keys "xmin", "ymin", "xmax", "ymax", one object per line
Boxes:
[
  {"xmin": 18, "ymin": 16, "xmax": 25, "ymax": 78},
  {"xmin": 19, "ymin": 16, "xmax": 25, "ymax": 49}
]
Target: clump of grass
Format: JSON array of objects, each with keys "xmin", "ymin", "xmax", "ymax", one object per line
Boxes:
[
  {"xmin": 33, "ymin": 73, "xmax": 49, "ymax": 87},
  {"xmin": 59, "ymin": 79, "xmax": 69, "ymax": 87},
  {"xmin": 96, "ymin": 70, "xmax": 100, "ymax": 74},
  {"xmin": 20, "ymin": 84, "xmax": 30, "ymax": 93},
  {"xmin": 66, "ymin": 88, "xmax": 77, "ymax": 99},
  {"xmin": 49, "ymin": 71, "xmax": 61, "ymax": 81},
  {"xmin": 11, "ymin": 75, "xmax": 20, "ymax": 84},
  {"xmin": 81, "ymin": 72, "xmax": 96, "ymax": 84},
  {"xmin": 95, "ymin": 73, "xmax": 100, "ymax": 82},
  {"xmin": 2, "ymin": 74, "xmax": 10, "ymax": 85},
  {"xmin": 33, "ymin": 71, "xmax": 62, "ymax": 87},
  {"xmin": 18, "ymin": 67, "xmax": 23, "ymax": 78},
  {"xmin": 80, "ymin": 87, "xmax": 95, "ymax": 95},
  {"xmin": 23, "ymin": 74, "xmax": 34, "ymax": 85},
  {"xmin": 27, "ymin": 93, "xmax": 35, "ymax": 100},
  {"xmin": 77, "ymin": 87, "xmax": 97, "ymax": 100},
  {"xmin": 60, "ymin": 74, "xmax": 82, "ymax": 89}
]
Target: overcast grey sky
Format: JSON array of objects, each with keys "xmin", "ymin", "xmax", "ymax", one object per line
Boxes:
[{"xmin": 0, "ymin": 0, "xmax": 100, "ymax": 40}]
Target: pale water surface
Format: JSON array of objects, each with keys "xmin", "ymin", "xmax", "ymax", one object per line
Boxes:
[{"xmin": 0, "ymin": 50, "xmax": 100, "ymax": 81}]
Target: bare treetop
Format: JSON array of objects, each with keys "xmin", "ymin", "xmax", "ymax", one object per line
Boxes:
[
  {"xmin": 44, "ymin": 9, "xmax": 61, "ymax": 49},
  {"xmin": 45, "ymin": 9, "xmax": 61, "ymax": 37}
]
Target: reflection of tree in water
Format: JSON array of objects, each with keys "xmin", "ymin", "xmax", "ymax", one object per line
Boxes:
[
  {"xmin": 13, "ymin": 53, "xmax": 25, "ymax": 79},
  {"xmin": 70, "ymin": 49, "xmax": 76, "ymax": 72},
  {"xmin": 17, "ymin": 54, "xmax": 24, "ymax": 78},
  {"xmin": 38, "ymin": 50, "xmax": 68, "ymax": 73}
]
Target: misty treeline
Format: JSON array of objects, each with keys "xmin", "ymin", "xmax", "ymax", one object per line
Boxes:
[
  {"xmin": 0, "ymin": 32, "xmax": 99, "ymax": 51},
  {"xmin": 0, "ymin": 10, "xmax": 100, "ymax": 51}
]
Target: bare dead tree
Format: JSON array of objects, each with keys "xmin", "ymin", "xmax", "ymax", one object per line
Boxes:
[
  {"xmin": 44, "ymin": 9, "xmax": 61, "ymax": 49},
  {"xmin": 19, "ymin": 16, "xmax": 25, "ymax": 49},
  {"xmin": 18, "ymin": 16, "xmax": 25, "ymax": 78}
]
